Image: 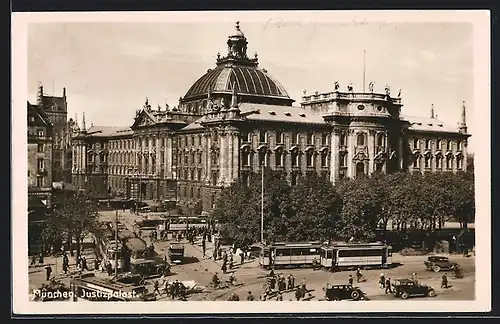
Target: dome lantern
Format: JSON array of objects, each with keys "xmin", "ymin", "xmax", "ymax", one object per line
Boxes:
[{"xmin": 227, "ymin": 21, "xmax": 248, "ymax": 60}]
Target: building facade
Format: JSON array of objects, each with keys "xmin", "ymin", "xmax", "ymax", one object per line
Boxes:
[
  {"xmin": 70, "ymin": 22, "xmax": 471, "ymax": 214},
  {"xmin": 27, "ymin": 102, "xmax": 53, "ymax": 207}
]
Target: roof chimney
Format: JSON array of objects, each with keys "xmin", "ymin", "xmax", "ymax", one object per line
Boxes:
[
  {"xmin": 431, "ymin": 104, "xmax": 435, "ymax": 119},
  {"xmin": 37, "ymin": 83, "xmax": 43, "ymax": 107},
  {"xmin": 459, "ymin": 101, "xmax": 467, "ymax": 133}
]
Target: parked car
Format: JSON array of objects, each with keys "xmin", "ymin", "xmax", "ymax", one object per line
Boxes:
[
  {"xmin": 323, "ymin": 284, "xmax": 364, "ymax": 301},
  {"xmin": 424, "ymin": 255, "xmax": 459, "ymax": 272},
  {"xmin": 391, "ymin": 278, "xmax": 436, "ymax": 299}
]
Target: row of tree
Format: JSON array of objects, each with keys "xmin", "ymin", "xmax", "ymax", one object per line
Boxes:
[{"xmin": 212, "ymin": 169, "xmax": 475, "ymax": 247}]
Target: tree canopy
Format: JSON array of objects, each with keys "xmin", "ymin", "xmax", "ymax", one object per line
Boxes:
[{"xmin": 213, "ymin": 170, "xmax": 475, "ymax": 245}]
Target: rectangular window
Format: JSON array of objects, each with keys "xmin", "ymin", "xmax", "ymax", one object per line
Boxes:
[
  {"xmin": 37, "ymin": 176, "xmax": 44, "ymax": 187},
  {"xmin": 37, "ymin": 158, "xmax": 44, "ymax": 170},
  {"xmin": 37, "ymin": 129, "xmax": 44, "ymax": 137},
  {"xmin": 307, "ymin": 133, "xmax": 314, "ymax": 145},
  {"xmin": 340, "ymin": 154, "xmax": 347, "ymax": 167},
  {"xmin": 37, "ymin": 143, "xmax": 44, "ymax": 152},
  {"xmin": 340, "ymin": 133, "xmax": 346, "ymax": 146}
]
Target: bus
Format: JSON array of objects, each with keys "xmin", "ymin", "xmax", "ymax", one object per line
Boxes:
[
  {"xmin": 259, "ymin": 242, "xmax": 322, "ymax": 269},
  {"xmin": 71, "ymin": 273, "xmax": 151, "ymax": 301},
  {"xmin": 320, "ymin": 242, "xmax": 392, "ymax": 270}
]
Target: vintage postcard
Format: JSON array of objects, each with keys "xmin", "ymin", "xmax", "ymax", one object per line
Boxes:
[{"xmin": 12, "ymin": 10, "xmax": 491, "ymax": 314}]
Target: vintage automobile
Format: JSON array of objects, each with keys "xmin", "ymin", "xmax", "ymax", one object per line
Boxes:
[
  {"xmin": 424, "ymin": 255, "xmax": 459, "ymax": 272},
  {"xmin": 129, "ymin": 258, "xmax": 171, "ymax": 278},
  {"xmin": 323, "ymin": 284, "xmax": 364, "ymax": 301},
  {"xmin": 391, "ymin": 278, "xmax": 436, "ymax": 299},
  {"xmin": 167, "ymin": 244, "xmax": 185, "ymax": 264}
]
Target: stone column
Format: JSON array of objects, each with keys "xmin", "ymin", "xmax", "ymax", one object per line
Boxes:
[
  {"xmin": 330, "ymin": 130, "xmax": 339, "ymax": 185},
  {"xmin": 166, "ymin": 136, "xmax": 172, "ymax": 178},
  {"xmin": 233, "ymin": 134, "xmax": 239, "ymax": 181},
  {"xmin": 205, "ymin": 133, "xmax": 212, "ymax": 183},
  {"xmin": 398, "ymin": 136, "xmax": 404, "ymax": 171},
  {"xmin": 346, "ymin": 130, "xmax": 354, "ymax": 178},
  {"xmin": 226, "ymin": 130, "xmax": 233, "ymax": 184},
  {"xmin": 368, "ymin": 130, "xmax": 375, "ymax": 176},
  {"xmin": 463, "ymin": 140, "xmax": 468, "ymax": 172}
]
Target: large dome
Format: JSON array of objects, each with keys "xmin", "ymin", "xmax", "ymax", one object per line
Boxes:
[{"xmin": 183, "ymin": 66, "xmax": 291, "ymax": 100}]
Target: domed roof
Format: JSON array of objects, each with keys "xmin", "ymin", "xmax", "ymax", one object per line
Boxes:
[
  {"xmin": 231, "ymin": 21, "xmax": 245, "ymax": 37},
  {"xmin": 183, "ymin": 66, "xmax": 291, "ymax": 100}
]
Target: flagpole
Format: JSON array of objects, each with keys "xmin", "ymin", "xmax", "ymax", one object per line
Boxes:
[{"xmin": 363, "ymin": 50, "xmax": 366, "ymax": 93}]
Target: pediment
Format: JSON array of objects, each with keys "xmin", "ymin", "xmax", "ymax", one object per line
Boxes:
[{"xmin": 131, "ymin": 110, "xmax": 157, "ymax": 129}]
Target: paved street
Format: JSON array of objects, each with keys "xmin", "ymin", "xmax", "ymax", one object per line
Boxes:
[{"xmin": 28, "ymin": 210, "xmax": 475, "ymax": 302}]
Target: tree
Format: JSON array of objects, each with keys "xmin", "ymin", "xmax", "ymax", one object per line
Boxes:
[
  {"xmin": 282, "ymin": 173, "xmax": 342, "ymax": 242},
  {"xmin": 43, "ymin": 191, "xmax": 100, "ymax": 259},
  {"xmin": 336, "ymin": 176, "xmax": 382, "ymax": 241}
]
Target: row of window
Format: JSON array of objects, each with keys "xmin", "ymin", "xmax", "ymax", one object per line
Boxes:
[
  {"xmin": 241, "ymin": 171, "xmax": 330, "ymax": 187},
  {"xmin": 179, "ymin": 168, "xmax": 204, "ymax": 181},
  {"xmin": 179, "ymin": 135, "xmax": 203, "ymax": 148},
  {"xmin": 241, "ymin": 149, "xmax": 331, "ymax": 168},
  {"xmin": 412, "ymin": 138, "xmax": 463, "ymax": 151},
  {"xmin": 241, "ymin": 131, "xmax": 330, "ymax": 147},
  {"xmin": 27, "ymin": 173, "xmax": 46, "ymax": 187},
  {"xmin": 412, "ymin": 154, "xmax": 463, "ymax": 169}
]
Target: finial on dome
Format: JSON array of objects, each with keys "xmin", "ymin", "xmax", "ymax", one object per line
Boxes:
[
  {"xmin": 431, "ymin": 104, "xmax": 435, "ymax": 119},
  {"xmin": 236, "ymin": 21, "xmax": 240, "ymax": 30}
]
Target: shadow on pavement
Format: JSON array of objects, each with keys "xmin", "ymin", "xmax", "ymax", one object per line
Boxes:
[{"xmin": 181, "ymin": 256, "xmax": 200, "ymax": 265}]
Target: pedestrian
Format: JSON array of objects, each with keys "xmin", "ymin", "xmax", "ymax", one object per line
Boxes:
[
  {"xmin": 348, "ymin": 275, "xmax": 353, "ymax": 286},
  {"xmin": 312, "ymin": 257, "xmax": 318, "ymax": 271},
  {"xmin": 300, "ymin": 277, "xmax": 307, "ymax": 296},
  {"xmin": 213, "ymin": 247, "xmax": 218, "ymax": 261},
  {"xmin": 356, "ymin": 268, "xmax": 363, "ymax": 282},
  {"xmin": 153, "ymin": 279, "xmax": 161, "ymax": 295},
  {"xmin": 31, "ymin": 254, "xmax": 36, "ymax": 266},
  {"xmin": 62, "ymin": 262, "xmax": 69, "ymax": 275},
  {"xmin": 45, "ymin": 265, "xmax": 52, "ymax": 281},
  {"xmin": 287, "ymin": 274, "xmax": 295, "ymax": 290},
  {"xmin": 221, "ymin": 261, "xmax": 227, "ymax": 274},
  {"xmin": 168, "ymin": 281, "xmax": 176, "ymax": 299},
  {"xmin": 81, "ymin": 257, "xmax": 88, "ymax": 271},
  {"xmin": 240, "ymin": 250, "xmax": 244, "ymax": 265},
  {"xmin": 276, "ymin": 292, "xmax": 283, "ymax": 301},
  {"xmin": 246, "ymin": 250, "xmax": 251, "ymax": 261},
  {"xmin": 106, "ymin": 261, "xmax": 113, "ymax": 276},
  {"xmin": 412, "ymin": 272, "xmax": 418, "ymax": 283},
  {"xmin": 379, "ymin": 273, "xmax": 385, "ymax": 288},
  {"xmin": 385, "ymin": 278, "xmax": 392, "ymax": 294},
  {"xmin": 247, "ymin": 291, "xmax": 255, "ymax": 301},
  {"xmin": 38, "ymin": 252, "xmax": 44, "ymax": 265},
  {"xmin": 229, "ymin": 253, "xmax": 233, "ymax": 269},
  {"xmin": 295, "ymin": 287, "xmax": 302, "ymax": 301},
  {"xmin": 441, "ymin": 273, "xmax": 448, "ymax": 289},
  {"xmin": 202, "ymin": 240, "xmax": 206, "ymax": 259},
  {"xmin": 228, "ymin": 293, "xmax": 240, "ymax": 301}
]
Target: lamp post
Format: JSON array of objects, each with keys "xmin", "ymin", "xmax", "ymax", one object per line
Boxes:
[{"xmin": 114, "ymin": 210, "xmax": 118, "ymax": 277}]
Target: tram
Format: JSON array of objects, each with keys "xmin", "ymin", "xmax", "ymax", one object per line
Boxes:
[
  {"xmin": 320, "ymin": 242, "xmax": 392, "ymax": 270},
  {"xmin": 259, "ymin": 241, "xmax": 322, "ymax": 269}
]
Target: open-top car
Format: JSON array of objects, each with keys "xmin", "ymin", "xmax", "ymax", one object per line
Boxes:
[
  {"xmin": 424, "ymin": 256, "xmax": 459, "ymax": 272},
  {"xmin": 323, "ymin": 284, "xmax": 365, "ymax": 301},
  {"xmin": 392, "ymin": 278, "xmax": 436, "ymax": 299}
]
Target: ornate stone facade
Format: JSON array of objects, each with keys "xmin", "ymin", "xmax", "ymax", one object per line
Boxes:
[{"xmin": 70, "ymin": 22, "xmax": 471, "ymax": 214}]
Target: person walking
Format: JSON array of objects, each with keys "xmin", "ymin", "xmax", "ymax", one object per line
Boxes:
[
  {"xmin": 385, "ymin": 277, "xmax": 392, "ymax": 294},
  {"xmin": 246, "ymin": 291, "xmax": 255, "ymax": 301},
  {"xmin": 441, "ymin": 273, "xmax": 448, "ymax": 289},
  {"xmin": 45, "ymin": 265, "xmax": 52, "ymax": 281},
  {"xmin": 153, "ymin": 279, "xmax": 161, "ymax": 295},
  {"xmin": 81, "ymin": 257, "xmax": 88, "ymax": 271},
  {"xmin": 348, "ymin": 275, "xmax": 354, "ymax": 286},
  {"xmin": 202, "ymin": 240, "xmax": 206, "ymax": 259},
  {"xmin": 379, "ymin": 273, "xmax": 386, "ymax": 288},
  {"xmin": 38, "ymin": 252, "xmax": 44, "ymax": 265}
]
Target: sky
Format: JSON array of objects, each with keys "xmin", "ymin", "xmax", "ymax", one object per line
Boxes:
[{"xmin": 27, "ymin": 19, "xmax": 475, "ymax": 151}]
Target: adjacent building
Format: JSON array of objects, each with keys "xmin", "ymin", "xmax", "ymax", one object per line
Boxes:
[{"xmin": 70, "ymin": 22, "xmax": 471, "ymax": 215}]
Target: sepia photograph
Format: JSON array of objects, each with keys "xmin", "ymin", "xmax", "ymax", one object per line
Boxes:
[{"xmin": 12, "ymin": 10, "xmax": 490, "ymax": 314}]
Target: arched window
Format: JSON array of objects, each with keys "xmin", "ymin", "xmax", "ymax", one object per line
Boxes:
[
  {"xmin": 377, "ymin": 133, "xmax": 384, "ymax": 147},
  {"xmin": 356, "ymin": 162, "xmax": 365, "ymax": 177},
  {"xmin": 259, "ymin": 150, "xmax": 268, "ymax": 166},
  {"xmin": 357, "ymin": 133, "xmax": 366, "ymax": 146},
  {"xmin": 413, "ymin": 155, "xmax": 420, "ymax": 168},
  {"xmin": 306, "ymin": 150, "xmax": 314, "ymax": 167},
  {"xmin": 413, "ymin": 139, "xmax": 419, "ymax": 149},
  {"xmin": 436, "ymin": 155, "xmax": 442, "ymax": 169},
  {"xmin": 259, "ymin": 131, "xmax": 267, "ymax": 143},
  {"xmin": 436, "ymin": 139, "xmax": 442, "ymax": 150},
  {"xmin": 242, "ymin": 149, "xmax": 250, "ymax": 166},
  {"xmin": 446, "ymin": 155, "xmax": 453, "ymax": 169},
  {"xmin": 321, "ymin": 151, "xmax": 328, "ymax": 167},
  {"xmin": 424, "ymin": 155, "xmax": 431, "ymax": 168},
  {"xmin": 291, "ymin": 150, "xmax": 299, "ymax": 167},
  {"xmin": 340, "ymin": 153, "xmax": 347, "ymax": 167},
  {"xmin": 425, "ymin": 139, "xmax": 431, "ymax": 150},
  {"xmin": 456, "ymin": 155, "xmax": 463, "ymax": 169},
  {"xmin": 446, "ymin": 140, "xmax": 452, "ymax": 151},
  {"xmin": 275, "ymin": 149, "xmax": 283, "ymax": 167},
  {"xmin": 276, "ymin": 131, "xmax": 284, "ymax": 144}
]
